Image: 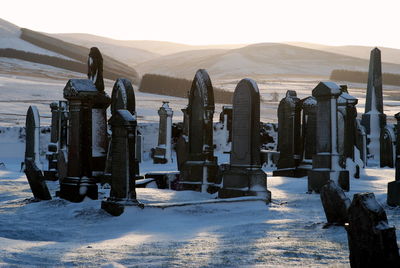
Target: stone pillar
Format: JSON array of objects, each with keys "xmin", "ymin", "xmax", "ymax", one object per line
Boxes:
[
  {"xmin": 176, "ymin": 108, "xmax": 189, "ymax": 171},
  {"xmin": 273, "ymin": 90, "xmax": 303, "ymax": 177},
  {"xmin": 308, "ymin": 82, "xmax": 349, "ymax": 193},
  {"xmin": 49, "ymin": 102, "xmax": 59, "ymax": 145},
  {"xmin": 44, "ymin": 102, "xmax": 59, "ymax": 180},
  {"xmin": 219, "ymin": 78, "xmax": 271, "ymax": 201},
  {"xmin": 102, "ymin": 109, "xmax": 140, "ymax": 216},
  {"xmin": 59, "ymin": 79, "xmax": 98, "ymax": 202},
  {"xmin": 387, "ymin": 112, "xmax": 400, "ymax": 206},
  {"xmin": 154, "ymin": 101, "xmax": 174, "ymax": 164},
  {"xmin": 361, "ymin": 48, "xmax": 386, "ymax": 165},
  {"xmin": 179, "ymin": 69, "xmax": 218, "ymax": 193},
  {"xmin": 219, "ymin": 105, "xmax": 233, "ymax": 142}
]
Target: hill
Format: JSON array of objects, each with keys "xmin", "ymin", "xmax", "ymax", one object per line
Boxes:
[{"xmin": 135, "ymin": 43, "xmax": 400, "ymax": 79}]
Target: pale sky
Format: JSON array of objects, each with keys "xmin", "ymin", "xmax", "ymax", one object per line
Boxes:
[{"xmin": 1, "ymin": 0, "xmax": 399, "ymax": 48}]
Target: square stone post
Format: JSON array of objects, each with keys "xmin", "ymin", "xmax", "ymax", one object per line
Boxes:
[
  {"xmin": 154, "ymin": 101, "xmax": 174, "ymax": 164},
  {"xmin": 308, "ymin": 82, "xmax": 349, "ymax": 192}
]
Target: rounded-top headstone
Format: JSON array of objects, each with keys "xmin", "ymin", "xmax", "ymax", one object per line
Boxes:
[
  {"xmin": 231, "ymin": 78, "xmax": 261, "ymax": 166},
  {"xmin": 88, "ymin": 47, "xmax": 104, "ymax": 92},
  {"xmin": 111, "ymin": 78, "xmax": 136, "ymax": 115},
  {"xmin": 189, "ymin": 69, "xmax": 214, "ymax": 110}
]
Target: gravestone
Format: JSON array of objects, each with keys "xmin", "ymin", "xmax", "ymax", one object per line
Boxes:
[
  {"xmin": 59, "ymin": 79, "xmax": 98, "ymax": 202},
  {"xmin": 361, "ymin": 48, "xmax": 386, "ymax": 166},
  {"xmin": 105, "ymin": 78, "xmax": 139, "ymax": 178},
  {"xmin": 273, "ymin": 90, "xmax": 304, "ymax": 177},
  {"xmin": 308, "ymin": 82, "xmax": 349, "ymax": 193},
  {"xmin": 87, "ymin": 47, "xmax": 111, "ymax": 173},
  {"xmin": 301, "ymin": 96, "xmax": 317, "ymax": 161},
  {"xmin": 219, "ymin": 105, "xmax": 233, "ymax": 142},
  {"xmin": 153, "ymin": 101, "xmax": 174, "ymax": 164},
  {"xmin": 387, "ymin": 112, "xmax": 400, "ymax": 206},
  {"xmin": 355, "ymin": 119, "xmax": 367, "ymax": 167},
  {"xmin": 346, "ymin": 192, "xmax": 400, "ymax": 267},
  {"xmin": 380, "ymin": 125, "xmax": 395, "ymax": 168},
  {"xmin": 43, "ymin": 102, "xmax": 59, "ymax": 180},
  {"xmin": 219, "ymin": 79, "xmax": 271, "ymax": 200},
  {"xmin": 320, "ymin": 180, "xmax": 350, "ymax": 226},
  {"xmin": 179, "ymin": 69, "xmax": 218, "ymax": 192},
  {"xmin": 57, "ymin": 101, "xmax": 68, "ymax": 181},
  {"xmin": 176, "ymin": 108, "xmax": 189, "ymax": 171},
  {"xmin": 102, "ymin": 110, "xmax": 141, "ymax": 216},
  {"xmin": 24, "ymin": 106, "xmax": 51, "ymax": 200}
]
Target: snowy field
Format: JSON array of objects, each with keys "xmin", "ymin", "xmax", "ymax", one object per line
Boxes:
[{"xmin": 0, "ymin": 151, "xmax": 399, "ymax": 267}]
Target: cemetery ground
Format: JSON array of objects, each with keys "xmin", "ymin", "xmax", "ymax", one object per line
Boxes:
[{"xmin": 1, "ymin": 70, "xmax": 400, "ymax": 267}]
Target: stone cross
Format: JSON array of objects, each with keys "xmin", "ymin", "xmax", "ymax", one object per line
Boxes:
[
  {"xmin": 361, "ymin": 48, "xmax": 386, "ymax": 165},
  {"xmin": 346, "ymin": 192, "xmax": 400, "ymax": 267},
  {"xmin": 24, "ymin": 106, "xmax": 51, "ymax": 200},
  {"xmin": 219, "ymin": 78, "xmax": 270, "ymax": 200},
  {"xmin": 308, "ymin": 82, "xmax": 349, "ymax": 192},
  {"xmin": 273, "ymin": 90, "xmax": 303, "ymax": 177},
  {"xmin": 387, "ymin": 112, "xmax": 400, "ymax": 206},
  {"xmin": 153, "ymin": 101, "xmax": 174, "ymax": 164},
  {"xmin": 102, "ymin": 109, "xmax": 140, "ymax": 216},
  {"xmin": 179, "ymin": 69, "xmax": 218, "ymax": 193}
]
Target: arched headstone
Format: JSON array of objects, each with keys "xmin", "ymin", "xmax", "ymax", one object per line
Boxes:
[
  {"xmin": 380, "ymin": 125, "xmax": 395, "ymax": 168},
  {"xmin": 219, "ymin": 79, "xmax": 270, "ymax": 200},
  {"xmin": 179, "ymin": 69, "xmax": 218, "ymax": 192}
]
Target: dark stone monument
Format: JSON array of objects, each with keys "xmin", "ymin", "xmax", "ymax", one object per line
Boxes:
[
  {"xmin": 273, "ymin": 90, "xmax": 304, "ymax": 177},
  {"xmin": 43, "ymin": 102, "xmax": 59, "ymax": 181},
  {"xmin": 301, "ymin": 96, "xmax": 317, "ymax": 162},
  {"xmin": 219, "ymin": 105, "xmax": 233, "ymax": 142},
  {"xmin": 219, "ymin": 79, "xmax": 271, "ymax": 200},
  {"xmin": 355, "ymin": 119, "xmax": 367, "ymax": 167},
  {"xmin": 57, "ymin": 101, "xmax": 69, "ymax": 182},
  {"xmin": 101, "ymin": 110, "xmax": 141, "ymax": 216},
  {"xmin": 87, "ymin": 48, "xmax": 111, "ymax": 173},
  {"xmin": 24, "ymin": 106, "xmax": 51, "ymax": 200},
  {"xmin": 59, "ymin": 79, "xmax": 98, "ymax": 202},
  {"xmin": 361, "ymin": 48, "xmax": 386, "ymax": 166},
  {"xmin": 387, "ymin": 112, "xmax": 400, "ymax": 206},
  {"xmin": 179, "ymin": 69, "xmax": 218, "ymax": 192},
  {"xmin": 308, "ymin": 82, "xmax": 349, "ymax": 193},
  {"xmin": 153, "ymin": 101, "xmax": 173, "ymax": 164},
  {"xmin": 320, "ymin": 180, "xmax": 350, "ymax": 226},
  {"xmin": 176, "ymin": 108, "xmax": 189, "ymax": 172},
  {"xmin": 346, "ymin": 192, "xmax": 400, "ymax": 267},
  {"xmin": 380, "ymin": 125, "xmax": 395, "ymax": 168}
]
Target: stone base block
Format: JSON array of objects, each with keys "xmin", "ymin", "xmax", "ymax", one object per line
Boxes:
[
  {"xmin": 308, "ymin": 170, "xmax": 349, "ymax": 193},
  {"xmin": 219, "ymin": 167, "xmax": 270, "ymax": 201},
  {"xmin": 272, "ymin": 167, "xmax": 308, "ymax": 178},
  {"xmin": 58, "ymin": 177, "xmax": 98, "ymax": 202},
  {"xmin": 387, "ymin": 180, "xmax": 400, "ymax": 206},
  {"xmin": 101, "ymin": 198, "xmax": 143, "ymax": 216}
]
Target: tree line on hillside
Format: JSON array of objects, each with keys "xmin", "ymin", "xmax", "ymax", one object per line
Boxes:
[
  {"xmin": 139, "ymin": 73, "xmax": 234, "ymax": 104},
  {"xmin": 0, "ymin": 48, "xmax": 86, "ymax": 73},
  {"xmin": 330, "ymin": 69, "xmax": 400, "ymax": 86}
]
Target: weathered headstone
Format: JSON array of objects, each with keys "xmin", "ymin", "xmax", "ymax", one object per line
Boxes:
[
  {"xmin": 273, "ymin": 90, "xmax": 304, "ymax": 177},
  {"xmin": 179, "ymin": 69, "xmax": 218, "ymax": 192},
  {"xmin": 102, "ymin": 110, "xmax": 141, "ymax": 216},
  {"xmin": 105, "ymin": 78, "xmax": 139, "ymax": 178},
  {"xmin": 346, "ymin": 192, "xmax": 400, "ymax": 267},
  {"xmin": 219, "ymin": 79, "xmax": 271, "ymax": 200},
  {"xmin": 219, "ymin": 105, "xmax": 233, "ymax": 143},
  {"xmin": 59, "ymin": 79, "xmax": 98, "ymax": 202},
  {"xmin": 361, "ymin": 48, "xmax": 386, "ymax": 166},
  {"xmin": 380, "ymin": 125, "xmax": 395, "ymax": 168},
  {"xmin": 43, "ymin": 102, "xmax": 59, "ymax": 180},
  {"xmin": 355, "ymin": 119, "xmax": 367, "ymax": 167},
  {"xmin": 320, "ymin": 180, "xmax": 350, "ymax": 226},
  {"xmin": 176, "ymin": 108, "xmax": 189, "ymax": 171},
  {"xmin": 308, "ymin": 82, "xmax": 349, "ymax": 193},
  {"xmin": 301, "ymin": 96, "xmax": 317, "ymax": 161},
  {"xmin": 57, "ymin": 101, "xmax": 68, "ymax": 181},
  {"xmin": 24, "ymin": 106, "xmax": 51, "ymax": 200},
  {"xmin": 153, "ymin": 101, "xmax": 173, "ymax": 164},
  {"xmin": 88, "ymin": 48, "xmax": 111, "ymax": 173},
  {"xmin": 387, "ymin": 112, "xmax": 400, "ymax": 206}
]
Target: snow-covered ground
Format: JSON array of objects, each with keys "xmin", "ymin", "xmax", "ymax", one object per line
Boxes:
[{"xmin": 0, "ymin": 149, "xmax": 399, "ymax": 267}]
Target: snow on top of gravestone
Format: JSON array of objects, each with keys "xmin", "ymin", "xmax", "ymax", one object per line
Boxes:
[
  {"xmin": 0, "ymin": 18, "xmax": 72, "ymax": 60},
  {"xmin": 302, "ymin": 96, "xmax": 317, "ymax": 106}
]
